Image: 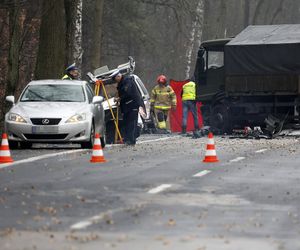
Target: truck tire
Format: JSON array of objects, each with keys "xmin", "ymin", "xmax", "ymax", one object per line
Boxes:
[{"xmin": 209, "ymin": 104, "xmax": 231, "ymax": 134}]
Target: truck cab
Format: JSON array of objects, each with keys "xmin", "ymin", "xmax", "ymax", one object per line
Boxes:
[
  {"xmin": 194, "ymin": 39, "xmax": 231, "ymax": 132},
  {"xmin": 194, "ymin": 25, "xmax": 300, "ymax": 134}
]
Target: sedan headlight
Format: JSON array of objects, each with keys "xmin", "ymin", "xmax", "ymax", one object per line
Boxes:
[
  {"xmin": 66, "ymin": 113, "xmax": 86, "ymax": 123},
  {"xmin": 8, "ymin": 113, "xmax": 27, "ymax": 123}
]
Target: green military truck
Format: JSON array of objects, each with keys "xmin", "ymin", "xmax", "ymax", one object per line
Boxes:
[{"xmin": 194, "ymin": 24, "xmax": 300, "ymax": 134}]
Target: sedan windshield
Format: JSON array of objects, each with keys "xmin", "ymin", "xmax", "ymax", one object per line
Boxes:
[{"xmin": 20, "ymin": 84, "xmax": 86, "ymax": 102}]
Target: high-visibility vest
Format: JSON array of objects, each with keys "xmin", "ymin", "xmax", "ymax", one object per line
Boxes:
[
  {"xmin": 182, "ymin": 81, "xmax": 196, "ymax": 101},
  {"xmin": 62, "ymin": 74, "xmax": 72, "ymax": 80}
]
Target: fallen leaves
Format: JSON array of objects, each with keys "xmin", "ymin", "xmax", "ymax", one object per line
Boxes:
[
  {"xmin": 0, "ymin": 228, "xmax": 14, "ymax": 237},
  {"xmin": 0, "ymin": 197, "xmax": 6, "ymax": 204},
  {"xmin": 66, "ymin": 233, "xmax": 100, "ymax": 243},
  {"xmin": 167, "ymin": 218, "xmax": 176, "ymax": 226},
  {"xmin": 36, "ymin": 206, "xmax": 57, "ymax": 216}
]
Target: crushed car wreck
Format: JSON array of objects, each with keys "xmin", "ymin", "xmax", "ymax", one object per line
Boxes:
[{"xmin": 87, "ymin": 57, "xmax": 152, "ymax": 144}]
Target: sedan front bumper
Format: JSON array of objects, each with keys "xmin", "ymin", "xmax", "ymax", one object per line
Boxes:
[{"xmin": 6, "ymin": 120, "xmax": 92, "ymax": 143}]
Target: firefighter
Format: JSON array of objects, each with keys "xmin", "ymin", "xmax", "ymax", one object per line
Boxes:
[
  {"xmin": 62, "ymin": 63, "xmax": 79, "ymax": 80},
  {"xmin": 181, "ymin": 78, "xmax": 201, "ymax": 138},
  {"xmin": 111, "ymin": 70, "xmax": 144, "ymax": 145},
  {"xmin": 150, "ymin": 75, "xmax": 177, "ymax": 133}
]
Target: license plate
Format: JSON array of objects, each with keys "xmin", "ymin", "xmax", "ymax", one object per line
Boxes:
[{"xmin": 32, "ymin": 126, "xmax": 58, "ymax": 134}]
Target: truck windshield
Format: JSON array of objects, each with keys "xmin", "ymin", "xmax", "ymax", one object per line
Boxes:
[{"xmin": 207, "ymin": 51, "xmax": 224, "ymax": 69}]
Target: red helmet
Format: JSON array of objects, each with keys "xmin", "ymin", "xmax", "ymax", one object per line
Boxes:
[{"xmin": 156, "ymin": 75, "xmax": 167, "ymax": 84}]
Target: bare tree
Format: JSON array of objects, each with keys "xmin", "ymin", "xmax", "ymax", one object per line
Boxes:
[
  {"xmin": 6, "ymin": 0, "xmax": 21, "ymax": 96},
  {"xmin": 270, "ymin": 0, "xmax": 285, "ymax": 24},
  {"xmin": 65, "ymin": 0, "xmax": 83, "ymax": 70},
  {"xmin": 184, "ymin": 0, "xmax": 205, "ymax": 79},
  {"xmin": 35, "ymin": 0, "xmax": 66, "ymax": 79},
  {"xmin": 90, "ymin": 0, "xmax": 104, "ymax": 70},
  {"xmin": 252, "ymin": 0, "xmax": 266, "ymax": 24},
  {"xmin": 244, "ymin": 0, "xmax": 250, "ymax": 27}
]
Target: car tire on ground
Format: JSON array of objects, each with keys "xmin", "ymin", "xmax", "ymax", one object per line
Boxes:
[
  {"xmin": 20, "ymin": 141, "xmax": 32, "ymax": 149},
  {"xmin": 9, "ymin": 141, "xmax": 19, "ymax": 149},
  {"xmin": 81, "ymin": 122, "xmax": 95, "ymax": 149}
]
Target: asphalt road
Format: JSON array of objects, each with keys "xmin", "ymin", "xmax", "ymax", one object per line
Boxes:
[{"xmin": 0, "ymin": 134, "xmax": 300, "ymax": 250}]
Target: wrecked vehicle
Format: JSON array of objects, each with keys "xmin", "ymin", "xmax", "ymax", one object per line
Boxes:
[
  {"xmin": 87, "ymin": 57, "xmax": 152, "ymax": 143},
  {"xmin": 194, "ymin": 24, "xmax": 300, "ymax": 134}
]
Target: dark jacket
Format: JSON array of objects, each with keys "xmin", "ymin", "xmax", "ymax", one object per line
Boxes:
[{"xmin": 117, "ymin": 75, "xmax": 144, "ymax": 114}]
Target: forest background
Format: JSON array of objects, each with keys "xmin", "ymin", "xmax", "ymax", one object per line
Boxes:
[{"xmin": 1, "ymin": 0, "xmax": 300, "ymax": 123}]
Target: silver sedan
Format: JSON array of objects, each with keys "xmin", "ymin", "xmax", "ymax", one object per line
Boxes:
[{"xmin": 5, "ymin": 80, "xmax": 106, "ymax": 149}]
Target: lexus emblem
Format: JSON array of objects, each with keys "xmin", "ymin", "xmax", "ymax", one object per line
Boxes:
[{"xmin": 42, "ymin": 118, "xmax": 50, "ymax": 125}]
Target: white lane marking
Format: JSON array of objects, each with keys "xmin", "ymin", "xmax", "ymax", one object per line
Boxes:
[
  {"xmin": 230, "ymin": 157, "xmax": 245, "ymax": 162},
  {"xmin": 193, "ymin": 170, "xmax": 211, "ymax": 177},
  {"xmin": 0, "ymin": 149, "xmax": 87, "ymax": 169},
  {"xmin": 148, "ymin": 184, "xmax": 172, "ymax": 194},
  {"xmin": 70, "ymin": 204, "xmax": 147, "ymax": 231},
  {"xmin": 70, "ymin": 221, "xmax": 92, "ymax": 230},
  {"xmin": 255, "ymin": 149, "xmax": 267, "ymax": 153},
  {"xmin": 0, "ymin": 136, "xmax": 176, "ymax": 169},
  {"xmin": 138, "ymin": 136, "xmax": 180, "ymax": 144},
  {"xmin": 106, "ymin": 136, "xmax": 180, "ymax": 147},
  {"xmin": 71, "ymin": 212, "xmax": 115, "ymax": 230}
]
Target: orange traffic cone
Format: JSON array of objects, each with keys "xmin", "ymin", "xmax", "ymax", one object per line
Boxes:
[
  {"xmin": 90, "ymin": 133, "xmax": 107, "ymax": 163},
  {"xmin": 0, "ymin": 133, "xmax": 14, "ymax": 164},
  {"xmin": 202, "ymin": 132, "xmax": 219, "ymax": 163}
]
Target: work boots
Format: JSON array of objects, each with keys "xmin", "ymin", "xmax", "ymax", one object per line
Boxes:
[
  {"xmin": 192, "ymin": 127, "xmax": 202, "ymax": 139},
  {"xmin": 181, "ymin": 127, "xmax": 186, "ymax": 135}
]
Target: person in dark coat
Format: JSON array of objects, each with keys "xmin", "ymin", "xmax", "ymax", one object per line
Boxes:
[{"xmin": 110, "ymin": 70, "xmax": 144, "ymax": 145}]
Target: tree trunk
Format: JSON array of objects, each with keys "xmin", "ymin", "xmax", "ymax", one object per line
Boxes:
[
  {"xmin": 74, "ymin": 0, "xmax": 83, "ymax": 69},
  {"xmin": 184, "ymin": 0, "xmax": 204, "ymax": 79},
  {"xmin": 35, "ymin": 0, "xmax": 66, "ymax": 79},
  {"xmin": 270, "ymin": 0, "xmax": 285, "ymax": 24},
  {"xmin": 244, "ymin": 0, "xmax": 250, "ymax": 27},
  {"xmin": 7, "ymin": 0, "xmax": 21, "ymax": 96},
  {"xmin": 90, "ymin": 0, "xmax": 104, "ymax": 70},
  {"xmin": 65, "ymin": 0, "xmax": 83, "ymax": 71}
]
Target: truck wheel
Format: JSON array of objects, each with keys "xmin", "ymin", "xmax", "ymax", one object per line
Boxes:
[{"xmin": 209, "ymin": 104, "xmax": 231, "ymax": 134}]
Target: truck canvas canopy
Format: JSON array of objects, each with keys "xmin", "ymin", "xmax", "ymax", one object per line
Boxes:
[{"xmin": 225, "ymin": 24, "xmax": 300, "ymax": 76}]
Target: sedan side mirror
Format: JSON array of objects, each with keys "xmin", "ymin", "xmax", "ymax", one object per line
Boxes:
[
  {"xmin": 92, "ymin": 96, "xmax": 104, "ymax": 104},
  {"xmin": 6, "ymin": 96, "xmax": 15, "ymax": 104}
]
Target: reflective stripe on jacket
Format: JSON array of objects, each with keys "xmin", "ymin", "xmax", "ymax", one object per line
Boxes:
[
  {"xmin": 62, "ymin": 74, "xmax": 72, "ymax": 80},
  {"xmin": 150, "ymin": 85, "xmax": 177, "ymax": 110},
  {"xmin": 182, "ymin": 81, "xmax": 196, "ymax": 101}
]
